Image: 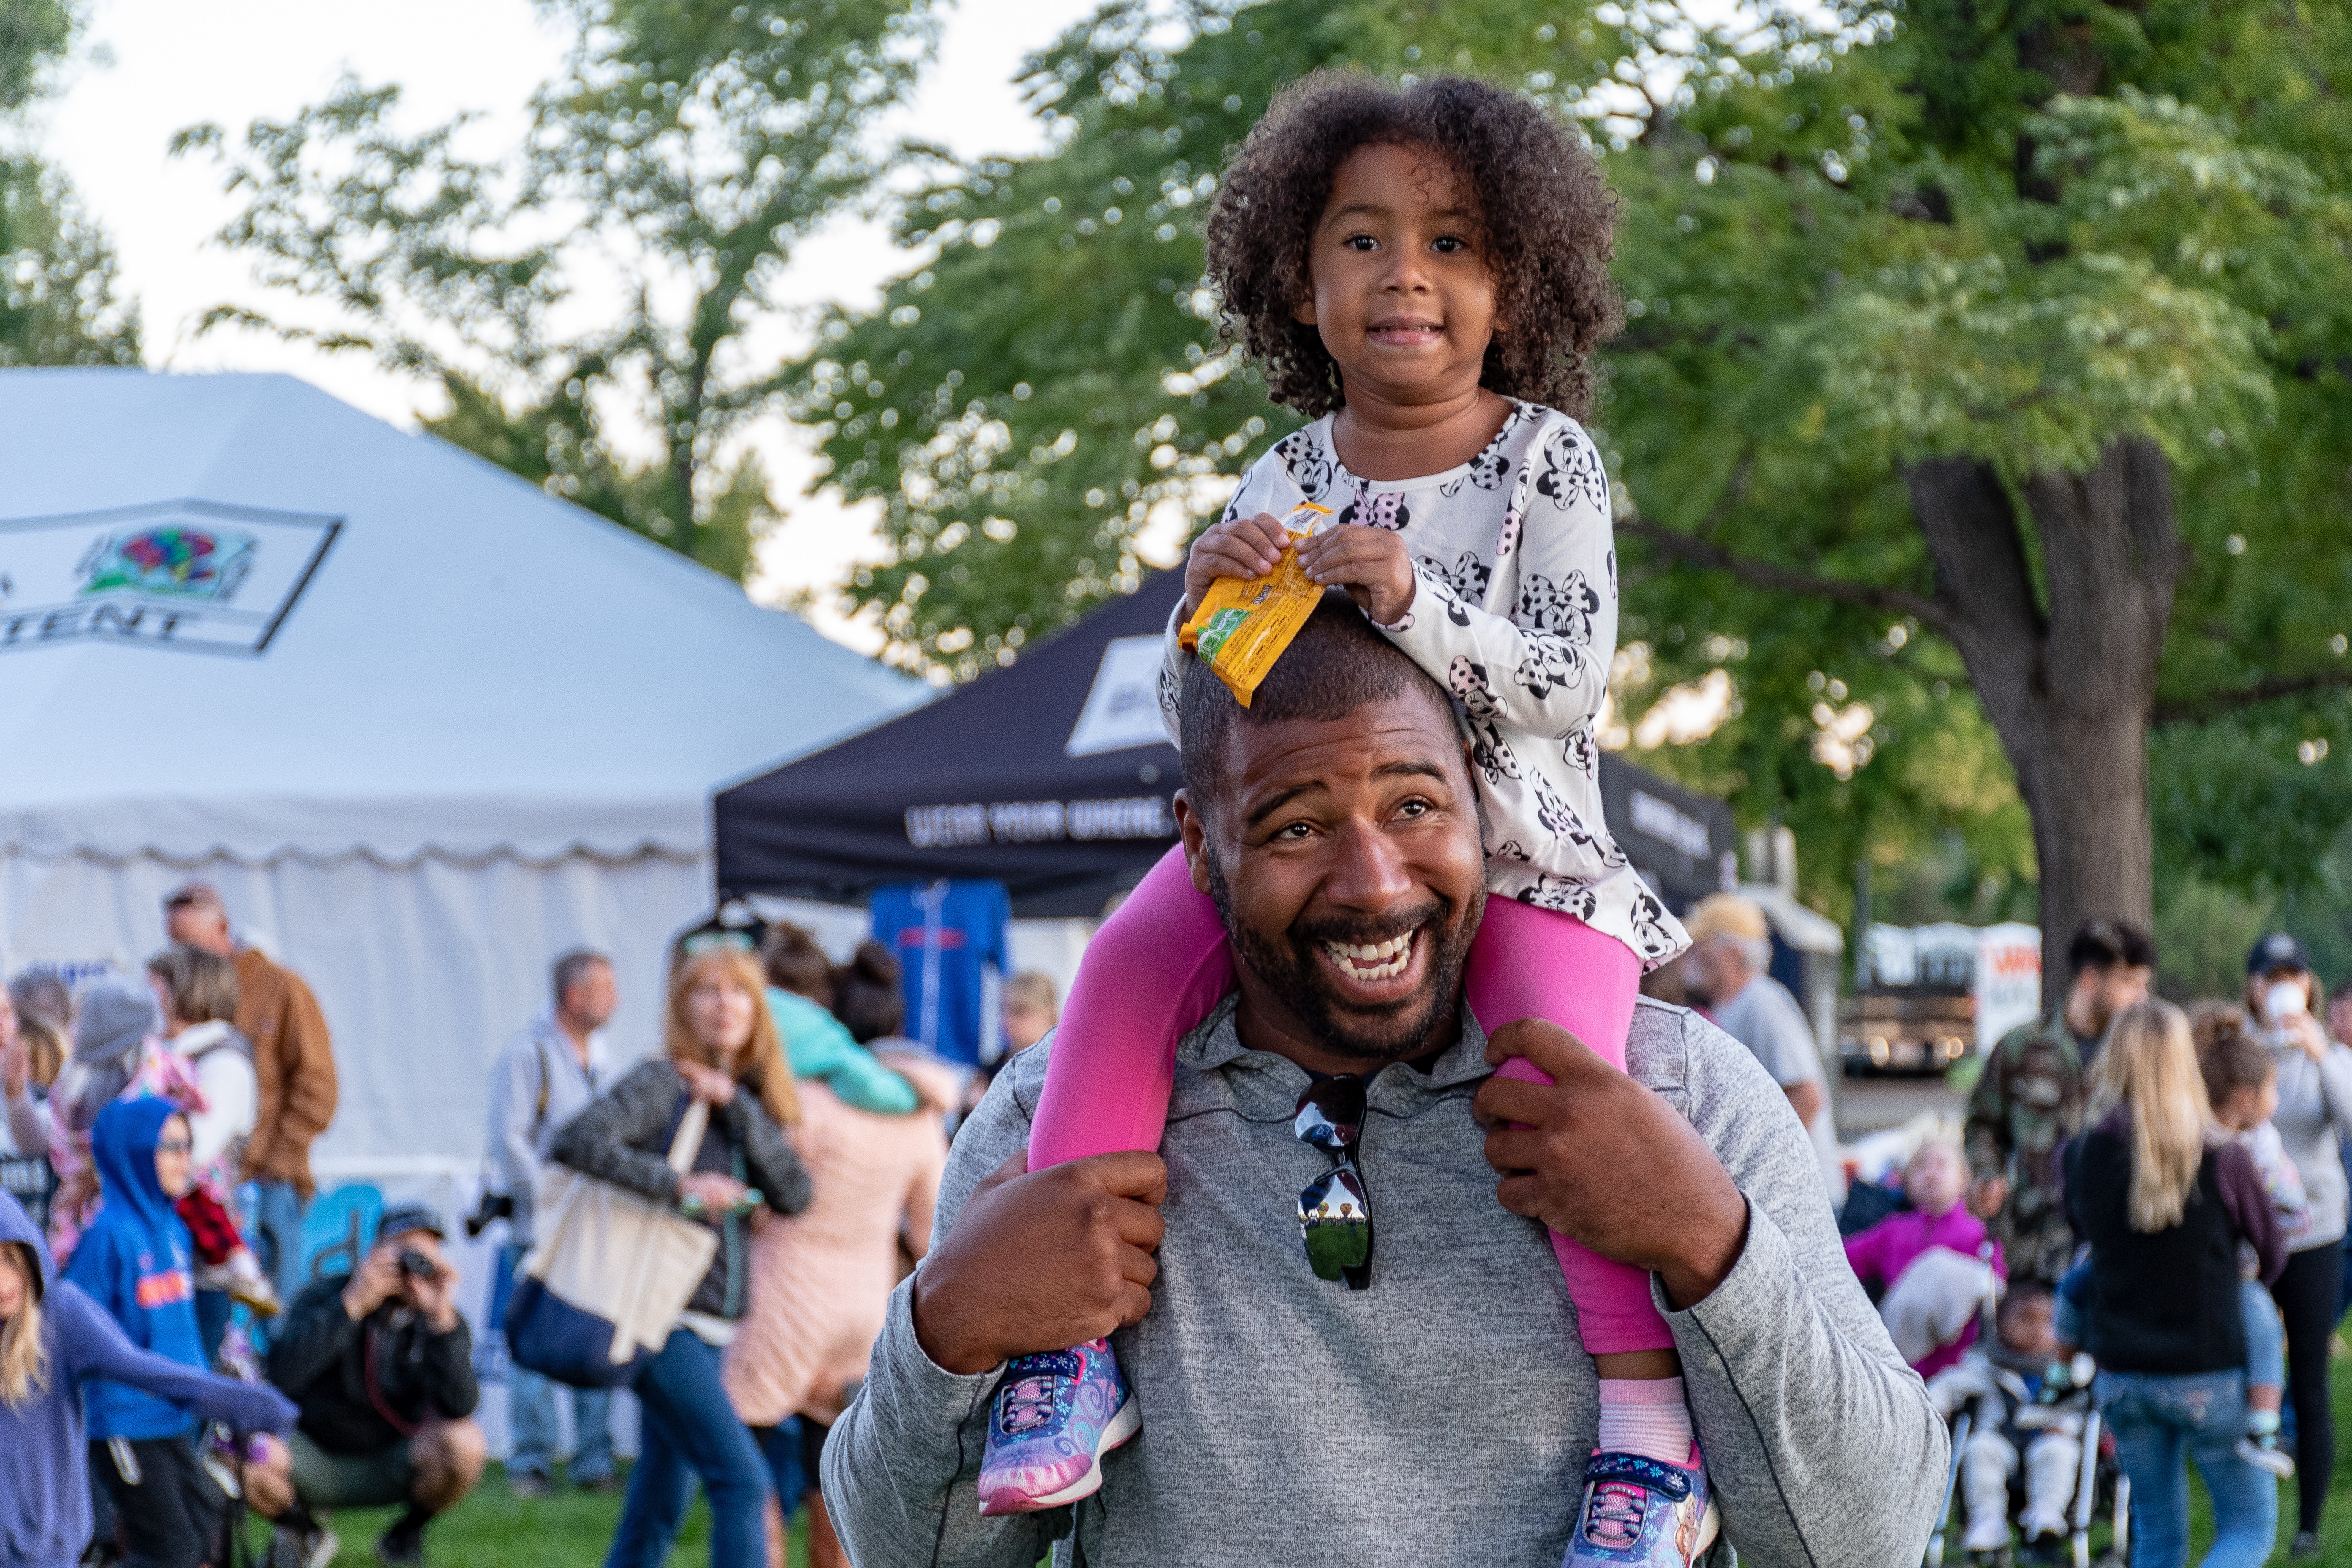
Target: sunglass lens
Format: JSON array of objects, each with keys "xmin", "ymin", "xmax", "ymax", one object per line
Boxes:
[
  {"xmin": 1298, "ymin": 1166, "xmax": 1372, "ymax": 1282},
  {"xmin": 1293, "ymin": 1075, "xmax": 1367, "ymax": 1151}
]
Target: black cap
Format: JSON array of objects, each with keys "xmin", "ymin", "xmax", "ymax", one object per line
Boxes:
[
  {"xmin": 376, "ymin": 1203, "xmax": 446, "ymax": 1245},
  {"xmin": 2247, "ymin": 932, "xmax": 2314, "ymax": 977}
]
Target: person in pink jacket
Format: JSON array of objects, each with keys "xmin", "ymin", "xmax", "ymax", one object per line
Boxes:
[{"xmin": 1847, "ymin": 1136, "xmax": 2008, "ymax": 1376}]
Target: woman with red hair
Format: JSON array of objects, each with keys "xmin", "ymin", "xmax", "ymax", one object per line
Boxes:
[{"xmin": 552, "ymin": 947, "xmax": 812, "ymax": 1568}]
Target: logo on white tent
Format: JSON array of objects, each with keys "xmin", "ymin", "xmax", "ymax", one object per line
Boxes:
[{"xmin": 0, "ymin": 500, "xmax": 340, "ymax": 656}]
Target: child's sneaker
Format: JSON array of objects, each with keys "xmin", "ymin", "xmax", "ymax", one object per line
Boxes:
[
  {"xmin": 2237, "ymin": 1432, "xmax": 2296, "ymax": 1478},
  {"xmin": 1564, "ymin": 1446, "xmax": 1719, "ymax": 1566},
  {"xmin": 974, "ymin": 1338, "xmax": 1139, "ymax": 1515}
]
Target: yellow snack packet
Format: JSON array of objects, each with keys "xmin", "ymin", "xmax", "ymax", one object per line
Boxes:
[{"xmin": 1179, "ymin": 501, "xmax": 1335, "ymax": 706}]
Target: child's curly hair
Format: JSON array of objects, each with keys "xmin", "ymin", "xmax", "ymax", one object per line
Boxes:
[{"xmin": 1205, "ymin": 71, "xmax": 1621, "ymax": 420}]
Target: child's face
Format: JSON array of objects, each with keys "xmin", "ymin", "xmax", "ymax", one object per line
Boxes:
[
  {"xmin": 0, "ymin": 1245, "xmax": 24, "ymax": 1320},
  {"xmin": 2216, "ymin": 1073, "xmax": 2279, "ymax": 1131},
  {"xmin": 1002, "ymin": 999, "xmax": 1054, "ymax": 1054},
  {"xmin": 1904, "ymin": 1141, "xmax": 1965, "ymax": 1214},
  {"xmin": 1999, "ymin": 1293, "xmax": 2057, "ymax": 1361},
  {"xmin": 155, "ymin": 1113, "xmax": 193, "ymax": 1199},
  {"xmin": 1297, "ymin": 142, "xmax": 1497, "ymax": 408}
]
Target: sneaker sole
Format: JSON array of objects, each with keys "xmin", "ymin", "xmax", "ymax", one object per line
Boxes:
[
  {"xmin": 983, "ymin": 1394, "xmax": 1143, "ymax": 1513},
  {"xmin": 1692, "ymin": 1499, "xmax": 1721, "ymax": 1560}
]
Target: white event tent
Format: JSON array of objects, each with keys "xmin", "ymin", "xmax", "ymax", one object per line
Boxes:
[{"xmin": 0, "ymin": 370, "xmax": 925, "ymax": 1182}]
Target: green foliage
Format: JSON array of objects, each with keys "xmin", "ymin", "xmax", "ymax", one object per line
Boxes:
[
  {"xmin": 177, "ymin": 0, "xmax": 941, "ymax": 578},
  {"xmin": 0, "ymin": 0, "xmax": 75, "ymax": 115},
  {"xmin": 0, "ymin": 0, "xmax": 139, "ymax": 369},
  {"xmin": 0, "ymin": 160, "xmax": 139, "ymax": 367},
  {"xmin": 782, "ymin": 0, "xmax": 2352, "ymax": 917}
]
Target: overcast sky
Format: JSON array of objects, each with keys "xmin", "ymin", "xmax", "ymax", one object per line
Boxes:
[{"xmin": 35, "ymin": 0, "xmax": 1107, "ymax": 649}]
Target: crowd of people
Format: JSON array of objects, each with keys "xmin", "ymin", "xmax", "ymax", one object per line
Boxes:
[
  {"xmin": 1801, "ymin": 917, "xmax": 2352, "ymax": 1568},
  {"xmin": 0, "ymin": 882, "xmax": 1059, "ymax": 1568},
  {"xmin": 11, "ymin": 65, "xmax": 2352, "ymax": 1568}
]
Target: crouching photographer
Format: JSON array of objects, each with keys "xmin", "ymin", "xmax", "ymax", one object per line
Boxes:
[{"xmin": 248, "ymin": 1204, "xmax": 485, "ymax": 1567}]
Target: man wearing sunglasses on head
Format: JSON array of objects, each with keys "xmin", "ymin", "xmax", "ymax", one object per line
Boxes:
[{"xmin": 822, "ymin": 594, "xmax": 1946, "ymax": 1568}]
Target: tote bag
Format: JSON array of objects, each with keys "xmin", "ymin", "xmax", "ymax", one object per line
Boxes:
[{"xmin": 506, "ymin": 1099, "xmax": 719, "ymax": 1388}]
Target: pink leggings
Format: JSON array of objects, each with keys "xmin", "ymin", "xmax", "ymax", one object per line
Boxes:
[{"xmin": 1029, "ymin": 844, "xmax": 1671, "ymax": 1355}]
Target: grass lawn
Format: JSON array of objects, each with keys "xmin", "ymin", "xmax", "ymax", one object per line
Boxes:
[
  {"xmin": 237, "ymin": 1474, "xmax": 809, "ymax": 1568},
  {"xmin": 237, "ymin": 1355, "xmax": 2352, "ymax": 1566}
]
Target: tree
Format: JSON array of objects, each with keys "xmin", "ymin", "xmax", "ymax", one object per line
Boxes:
[
  {"xmin": 1602, "ymin": 0, "xmax": 2352, "ymax": 989},
  {"xmin": 176, "ymin": 0, "xmax": 939, "ymax": 578},
  {"xmin": 0, "ymin": 0, "xmax": 140, "ymax": 368},
  {"xmin": 798, "ymin": 0, "xmax": 2352, "ymax": 999}
]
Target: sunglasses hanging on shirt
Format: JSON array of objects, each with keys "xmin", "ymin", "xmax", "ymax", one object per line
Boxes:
[{"xmin": 1294, "ymin": 1074, "xmax": 1373, "ymax": 1290}]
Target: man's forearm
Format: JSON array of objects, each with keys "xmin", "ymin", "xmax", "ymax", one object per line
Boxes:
[
  {"xmin": 824, "ymin": 1285, "xmax": 1053, "ymax": 1568},
  {"xmin": 1666, "ymin": 1207, "xmax": 1946, "ymax": 1566}
]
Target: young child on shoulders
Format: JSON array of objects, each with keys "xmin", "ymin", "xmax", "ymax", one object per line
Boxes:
[
  {"xmin": 2193, "ymin": 1002, "xmax": 2301, "ymax": 1477},
  {"xmin": 987, "ymin": 71, "xmax": 1707, "ymax": 1567},
  {"xmin": 45, "ymin": 970, "xmax": 276, "ymax": 1331},
  {"xmin": 1845, "ymin": 1134, "xmax": 2006, "ymax": 1376}
]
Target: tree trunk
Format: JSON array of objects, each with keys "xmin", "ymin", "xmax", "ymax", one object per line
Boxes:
[{"xmin": 1903, "ymin": 438, "xmax": 2184, "ymax": 1009}]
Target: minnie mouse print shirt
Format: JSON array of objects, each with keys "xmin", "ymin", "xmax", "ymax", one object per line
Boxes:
[{"xmin": 1159, "ymin": 400, "xmax": 1689, "ymax": 969}]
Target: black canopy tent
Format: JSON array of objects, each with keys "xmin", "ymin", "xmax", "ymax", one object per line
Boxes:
[{"xmin": 715, "ymin": 573, "xmax": 1737, "ymax": 917}]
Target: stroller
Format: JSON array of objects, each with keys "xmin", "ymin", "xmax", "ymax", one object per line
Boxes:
[{"xmin": 1925, "ymin": 1349, "xmax": 2130, "ymax": 1568}]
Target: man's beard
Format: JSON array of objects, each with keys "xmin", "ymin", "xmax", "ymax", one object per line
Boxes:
[{"xmin": 1204, "ymin": 846, "xmax": 1483, "ymax": 1064}]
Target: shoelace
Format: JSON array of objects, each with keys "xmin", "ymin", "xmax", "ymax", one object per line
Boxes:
[
  {"xmin": 997, "ymin": 1373, "xmax": 1065, "ymax": 1436},
  {"xmin": 1581, "ymin": 1481, "xmax": 1650, "ymax": 1549}
]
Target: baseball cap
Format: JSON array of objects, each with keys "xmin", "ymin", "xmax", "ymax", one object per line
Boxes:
[
  {"xmin": 162, "ymin": 880, "xmax": 223, "ymax": 911},
  {"xmin": 2247, "ymin": 932, "xmax": 2314, "ymax": 977},
  {"xmin": 376, "ymin": 1203, "xmax": 446, "ymax": 1245},
  {"xmin": 1683, "ymin": 893, "xmax": 1770, "ymax": 946}
]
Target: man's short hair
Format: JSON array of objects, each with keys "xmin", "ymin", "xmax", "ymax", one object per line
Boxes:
[
  {"xmin": 2067, "ymin": 918, "xmax": 2156, "ymax": 978},
  {"xmin": 550, "ymin": 948, "xmax": 610, "ymax": 1007},
  {"xmin": 1178, "ymin": 591, "xmax": 1451, "ymax": 814},
  {"xmin": 146, "ymin": 946, "xmax": 239, "ymax": 1025},
  {"xmin": 162, "ymin": 879, "xmax": 223, "ymax": 913}
]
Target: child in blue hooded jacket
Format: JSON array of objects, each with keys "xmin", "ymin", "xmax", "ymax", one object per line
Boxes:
[
  {"xmin": 61, "ymin": 1096, "xmax": 266, "ymax": 1568},
  {"xmin": 1, "ymin": 1184, "xmax": 293, "ymax": 1568}
]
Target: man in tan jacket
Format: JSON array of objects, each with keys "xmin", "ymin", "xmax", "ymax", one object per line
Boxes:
[{"xmin": 165, "ymin": 881, "xmax": 339, "ymax": 1319}]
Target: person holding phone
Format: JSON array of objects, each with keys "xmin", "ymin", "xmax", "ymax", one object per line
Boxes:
[{"xmin": 2243, "ymin": 932, "xmax": 2352, "ymax": 1556}]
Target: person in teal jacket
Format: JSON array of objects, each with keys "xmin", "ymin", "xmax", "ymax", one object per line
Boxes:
[{"xmin": 760, "ymin": 923, "xmax": 922, "ymax": 1116}]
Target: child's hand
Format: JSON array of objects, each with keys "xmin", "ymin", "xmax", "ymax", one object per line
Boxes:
[
  {"xmin": 1183, "ymin": 512, "xmax": 1289, "ymax": 617},
  {"xmin": 1298, "ymin": 524, "xmax": 1416, "ymax": 626}
]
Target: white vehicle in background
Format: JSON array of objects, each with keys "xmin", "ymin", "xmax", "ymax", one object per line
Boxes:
[{"xmin": 1840, "ymin": 922, "xmax": 2041, "ymax": 1077}]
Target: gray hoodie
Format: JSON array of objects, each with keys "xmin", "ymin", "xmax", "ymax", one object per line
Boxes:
[
  {"xmin": 821, "ymin": 996, "xmax": 1946, "ymax": 1568},
  {"xmin": 2260, "ymin": 1029, "xmax": 2352, "ymax": 1250}
]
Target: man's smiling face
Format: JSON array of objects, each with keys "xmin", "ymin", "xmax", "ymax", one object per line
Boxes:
[{"xmin": 1176, "ymin": 680, "xmax": 1487, "ymax": 1072}]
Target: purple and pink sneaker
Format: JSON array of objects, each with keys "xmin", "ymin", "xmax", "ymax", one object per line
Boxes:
[
  {"xmin": 1564, "ymin": 1445, "xmax": 1720, "ymax": 1566},
  {"xmin": 975, "ymin": 1337, "xmax": 1141, "ymax": 1516}
]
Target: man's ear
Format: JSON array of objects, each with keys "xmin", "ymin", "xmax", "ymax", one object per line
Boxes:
[{"xmin": 1173, "ymin": 791, "xmax": 1216, "ymax": 897}]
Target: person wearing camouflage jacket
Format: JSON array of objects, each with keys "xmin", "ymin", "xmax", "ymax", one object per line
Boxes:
[{"xmin": 1963, "ymin": 920, "xmax": 2156, "ymax": 1285}]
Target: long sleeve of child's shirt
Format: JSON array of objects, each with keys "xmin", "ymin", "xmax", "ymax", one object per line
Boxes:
[
  {"xmin": 1374, "ymin": 419, "xmax": 1617, "ymax": 741},
  {"xmin": 1156, "ymin": 406, "xmax": 1685, "ymax": 966}
]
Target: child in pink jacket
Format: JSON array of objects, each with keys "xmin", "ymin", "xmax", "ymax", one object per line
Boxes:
[{"xmin": 1846, "ymin": 1135, "xmax": 2007, "ymax": 1376}]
